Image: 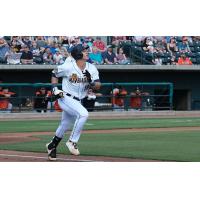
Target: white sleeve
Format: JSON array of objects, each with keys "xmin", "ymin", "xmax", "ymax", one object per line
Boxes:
[
  {"xmin": 91, "ymin": 65, "xmax": 100, "ymax": 82},
  {"xmin": 52, "ymin": 62, "xmax": 68, "ymax": 78}
]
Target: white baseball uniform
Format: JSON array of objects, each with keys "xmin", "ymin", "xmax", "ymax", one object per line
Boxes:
[{"xmin": 53, "ymin": 58, "xmax": 100, "ymax": 143}]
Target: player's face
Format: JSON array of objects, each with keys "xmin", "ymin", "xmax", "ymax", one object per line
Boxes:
[{"xmin": 82, "ymin": 49, "xmax": 89, "ymax": 60}]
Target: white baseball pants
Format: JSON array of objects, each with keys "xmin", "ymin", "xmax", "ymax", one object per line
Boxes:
[{"xmin": 55, "ymin": 95, "xmax": 88, "ymax": 143}]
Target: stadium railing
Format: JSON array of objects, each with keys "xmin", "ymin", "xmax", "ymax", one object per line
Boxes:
[{"xmin": 0, "ymin": 82, "xmax": 173, "ymax": 113}]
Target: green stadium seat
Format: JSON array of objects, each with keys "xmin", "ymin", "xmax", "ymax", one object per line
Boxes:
[
  {"xmin": 191, "ymin": 57, "xmax": 197, "ymax": 64},
  {"xmin": 186, "ymin": 52, "xmax": 196, "ymax": 58},
  {"xmin": 193, "ymin": 41, "xmax": 200, "ymax": 47},
  {"xmin": 196, "ymin": 57, "xmax": 200, "ymax": 64},
  {"xmin": 190, "ymin": 47, "xmax": 195, "ymax": 52},
  {"xmin": 189, "ymin": 42, "xmax": 194, "ymax": 47}
]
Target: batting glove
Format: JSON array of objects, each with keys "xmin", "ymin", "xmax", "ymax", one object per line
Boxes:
[{"xmin": 52, "ymin": 87, "xmax": 64, "ymax": 98}]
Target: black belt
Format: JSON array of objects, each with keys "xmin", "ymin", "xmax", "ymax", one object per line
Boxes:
[{"xmin": 66, "ymin": 93, "xmax": 80, "ymax": 101}]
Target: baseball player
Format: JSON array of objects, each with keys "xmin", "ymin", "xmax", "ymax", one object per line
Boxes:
[{"xmin": 46, "ymin": 44, "xmax": 101, "ymax": 161}]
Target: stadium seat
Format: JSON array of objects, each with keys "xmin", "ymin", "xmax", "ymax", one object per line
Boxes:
[
  {"xmin": 190, "ymin": 47, "xmax": 195, "ymax": 52},
  {"xmin": 185, "ymin": 52, "xmax": 196, "ymax": 58},
  {"xmin": 175, "ymin": 52, "xmax": 181, "ymax": 58},
  {"xmin": 189, "ymin": 42, "xmax": 194, "ymax": 47},
  {"xmin": 195, "ymin": 46, "xmax": 200, "ymax": 52},
  {"xmin": 196, "ymin": 57, "xmax": 200, "ymax": 64},
  {"xmin": 176, "ymin": 37, "xmax": 182, "ymax": 42},
  {"xmin": 135, "ymin": 41, "xmax": 142, "ymax": 47},
  {"xmin": 163, "ymin": 52, "xmax": 171, "ymax": 58},
  {"xmin": 153, "ymin": 52, "xmax": 164, "ymax": 58},
  {"xmin": 162, "ymin": 57, "xmax": 171, "ymax": 65},
  {"xmin": 191, "ymin": 57, "xmax": 197, "ymax": 64},
  {"xmin": 196, "ymin": 52, "xmax": 200, "ymax": 58},
  {"xmin": 193, "ymin": 41, "xmax": 200, "ymax": 48}
]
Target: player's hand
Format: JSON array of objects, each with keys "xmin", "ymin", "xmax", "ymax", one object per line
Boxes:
[
  {"xmin": 52, "ymin": 87, "xmax": 64, "ymax": 98},
  {"xmin": 83, "ymin": 70, "xmax": 92, "ymax": 83}
]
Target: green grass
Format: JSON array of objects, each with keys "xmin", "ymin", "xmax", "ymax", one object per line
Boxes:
[
  {"xmin": 1, "ymin": 117, "xmax": 200, "ymax": 133},
  {"xmin": 1, "ymin": 131, "xmax": 200, "ymax": 161},
  {"xmin": 1, "ymin": 117, "xmax": 200, "ymax": 161}
]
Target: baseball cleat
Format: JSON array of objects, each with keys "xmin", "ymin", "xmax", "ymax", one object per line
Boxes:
[
  {"xmin": 66, "ymin": 140, "xmax": 80, "ymax": 156},
  {"xmin": 46, "ymin": 143, "xmax": 57, "ymax": 161}
]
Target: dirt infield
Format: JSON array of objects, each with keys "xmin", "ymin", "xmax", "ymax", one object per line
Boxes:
[
  {"xmin": 1, "ymin": 126, "xmax": 200, "ymax": 144},
  {"xmin": 0, "ymin": 150, "xmax": 160, "ymax": 162}
]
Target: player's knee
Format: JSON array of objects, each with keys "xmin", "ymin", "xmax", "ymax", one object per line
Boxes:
[
  {"xmin": 61, "ymin": 121, "xmax": 68, "ymax": 128},
  {"xmin": 79, "ymin": 109, "xmax": 89, "ymax": 119}
]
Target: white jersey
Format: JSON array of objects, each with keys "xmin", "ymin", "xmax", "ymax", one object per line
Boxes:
[{"xmin": 53, "ymin": 59, "xmax": 100, "ymax": 99}]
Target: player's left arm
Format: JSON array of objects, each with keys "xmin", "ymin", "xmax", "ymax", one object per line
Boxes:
[{"xmin": 84, "ymin": 66, "xmax": 101, "ymax": 91}]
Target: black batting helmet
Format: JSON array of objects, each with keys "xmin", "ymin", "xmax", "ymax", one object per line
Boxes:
[{"xmin": 71, "ymin": 44, "xmax": 89, "ymax": 60}]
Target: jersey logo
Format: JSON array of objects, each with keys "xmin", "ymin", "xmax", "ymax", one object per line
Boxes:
[
  {"xmin": 70, "ymin": 73, "xmax": 78, "ymax": 82},
  {"xmin": 69, "ymin": 73, "xmax": 88, "ymax": 83}
]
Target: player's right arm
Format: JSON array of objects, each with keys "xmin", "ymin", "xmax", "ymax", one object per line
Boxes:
[
  {"xmin": 51, "ymin": 73, "xmax": 64, "ymax": 98},
  {"xmin": 51, "ymin": 60, "xmax": 71, "ymax": 97},
  {"xmin": 51, "ymin": 69, "xmax": 64, "ymax": 98}
]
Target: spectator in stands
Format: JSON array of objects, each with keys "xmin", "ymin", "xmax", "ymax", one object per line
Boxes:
[
  {"xmin": 49, "ymin": 41, "xmax": 59, "ymax": 54},
  {"xmin": 167, "ymin": 37, "xmax": 178, "ymax": 56},
  {"xmin": 84, "ymin": 37, "xmax": 94, "ymax": 47},
  {"xmin": 0, "ymin": 87, "xmax": 15, "ymax": 113},
  {"xmin": 134, "ymin": 36, "xmax": 145, "ymax": 42},
  {"xmin": 111, "ymin": 37, "xmax": 127, "ymax": 52},
  {"xmin": 89, "ymin": 46, "xmax": 103, "ymax": 64},
  {"xmin": 0, "ymin": 37, "xmax": 9, "ymax": 64},
  {"xmin": 36, "ymin": 36, "xmax": 46, "ymax": 48},
  {"xmin": 34, "ymin": 87, "xmax": 51, "ymax": 113},
  {"xmin": 130, "ymin": 87, "xmax": 149, "ymax": 110},
  {"xmin": 111, "ymin": 85, "xmax": 127, "ymax": 109},
  {"xmin": 178, "ymin": 36, "xmax": 191, "ymax": 53},
  {"xmin": 142, "ymin": 37, "xmax": 155, "ymax": 53},
  {"xmin": 152, "ymin": 54, "xmax": 162, "ymax": 66},
  {"xmin": 31, "ymin": 41, "xmax": 43, "ymax": 64},
  {"xmin": 10, "ymin": 36, "xmax": 23, "ymax": 52},
  {"xmin": 102, "ymin": 45, "xmax": 118, "ymax": 64},
  {"xmin": 191, "ymin": 36, "xmax": 200, "ymax": 42},
  {"xmin": 93, "ymin": 37, "xmax": 106, "ymax": 52},
  {"xmin": 154, "ymin": 40, "xmax": 167, "ymax": 55},
  {"xmin": 20, "ymin": 45, "xmax": 33, "ymax": 64},
  {"xmin": 43, "ymin": 47, "xmax": 53, "ymax": 64},
  {"xmin": 60, "ymin": 36, "xmax": 69, "ymax": 47},
  {"xmin": 116, "ymin": 47, "xmax": 130, "ymax": 64},
  {"xmin": 46, "ymin": 36, "xmax": 59, "ymax": 45},
  {"xmin": 5, "ymin": 45, "xmax": 22, "ymax": 64},
  {"xmin": 177, "ymin": 53, "xmax": 192, "ymax": 65},
  {"xmin": 169, "ymin": 55, "xmax": 176, "ymax": 65},
  {"xmin": 67, "ymin": 39, "xmax": 76, "ymax": 53},
  {"xmin": 74, "ymin": 36, "xmax": 82, "ymax": 45},
  {"xmin": 153, "ymin": 36, "xmax": 164, "ymax": 43},
  {"xmin": 53, "ymin": 49, "xmax": 64, "ymax": 64},
  {"xmin": 59, "ymin": 46, "xmax": 69, "ymax": 60},
  {"xmin": 22, "ymin": 36, "xmax": 32, "ymax": 48}
]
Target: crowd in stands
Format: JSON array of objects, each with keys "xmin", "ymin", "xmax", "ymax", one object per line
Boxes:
[
  {"xmin": 1, "ymin": 36, "xmax": 200, "ymax": 65},
  {"xmin": 0, "ymin": 36, "xmax": 130, "ymax": 65},
  {"xmin": 131, "ymin": 36, "xmax": 200, "ymax": 65}
]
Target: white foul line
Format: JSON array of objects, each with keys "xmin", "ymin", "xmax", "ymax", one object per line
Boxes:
[{"xmin": 0, "ymin": 153, "xmax": 100, "ymax": 162}]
